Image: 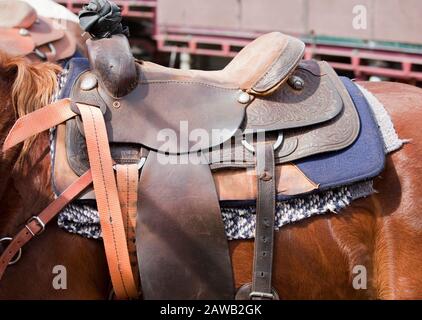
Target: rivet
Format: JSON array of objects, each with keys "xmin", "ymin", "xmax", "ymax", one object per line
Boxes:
[
  {"xmin": 237, "ymin": 91, "xmax": 251, "ymax": 104},
  {"xmin": 288, "ymin": 75, "xmax": 305, "ymax": 90},
  {"xmin": 113, "ymin": 101, "xmax": 121, "ymax": 109},
  {"xmin": 259, "ymin": 171, "xmax": 272, "ymax": 181},
  {"xmin": 80, "ymin": 73, "xmax": 98, "ymax": 91},
  {"xmin": 19, "ymin": 28, "xmax": 29, "ymax": 36}
]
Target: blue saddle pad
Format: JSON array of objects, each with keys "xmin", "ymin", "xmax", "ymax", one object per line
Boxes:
[
  {"xmin": 59, "ymin": 58, "xmax": 90, "ymax": 99},
  {"xmin": 294, "ymin": 77, "xmax": 385, "ymax": 192},
  {"xmin": 59, "ymin": 59, "xmax": 385, "ymax": 203}
]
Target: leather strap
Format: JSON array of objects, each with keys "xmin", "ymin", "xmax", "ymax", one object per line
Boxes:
[
  {"xmin": 77, "ymin": 103, "xmax": 138, "ymax": 300},
  {"xmin": 0, "ymin": 170, "xmax": 93, "ymax": 280},
  {"xmin": 136, "ymin": 151, "xmax": 234, "ymax": 299},
  {"xmin": 115, "ymin": 164, "xmax": 140, "ymax": 290},
  {"xmin": 2, "ymin": 99, "xmax": 75, "ymax": 152},
  {"xmin": 251, "ymin": 142, "xmax": 277, "ymax": 300}
]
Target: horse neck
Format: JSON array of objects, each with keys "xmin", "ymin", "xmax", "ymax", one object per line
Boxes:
[
  {"xmin": 0, "ymin": 132, "xmax": 52, "ymax": 237},
  {"xmin": 0, "ymin": 55, "xmax": 57, "ymax": 236}
]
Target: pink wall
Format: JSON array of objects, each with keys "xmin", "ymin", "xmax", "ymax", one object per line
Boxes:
[{"xmin": 157, "ymin": 0, "xmax": 422, "ymax": 44}]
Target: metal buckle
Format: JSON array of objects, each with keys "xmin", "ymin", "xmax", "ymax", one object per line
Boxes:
[
  {"xmin": 0, "ymin": 237, "xmax": 22, "ymax": 265},
  {"xmin": 112, "ymin": 157, "xmax": 146, "ymax": 171},
  {"xmin": 34, "ymin": 43, "xmax": 56, "ymax": 61},
  {"xmin": 242, "ymin": 132, "xmax": 284, "ymax": 153},
  {"xmin": 25, "ymin": 216, "xmax": 45, "ymax": 237},
  {"xmin": 249, "ymin": 291, "xmax": 275, "ymax": 300}
]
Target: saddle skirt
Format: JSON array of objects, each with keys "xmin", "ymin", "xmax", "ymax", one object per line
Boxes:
[{"xmin": 0, "ymin": 0, "xmax": 78, "ymax": 62}]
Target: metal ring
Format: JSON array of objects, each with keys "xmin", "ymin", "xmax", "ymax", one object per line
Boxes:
[
  {"xmin": 241, "ymin": 132, "xmax": 284, "ymax": 153},
  {"xmin": 0, "ymin": 237, "xmax": 22, "ymax": 265},
  {"xmin": 137, "ymin": 157, "xmax": 147, "ymax": 170},
  {"xmin": 34, "ymin": 43, "xmax": 57, "ymax": 61},
  {"xmin": 112, "ymin": 157, "xmax": 147, "ymax": 171}
]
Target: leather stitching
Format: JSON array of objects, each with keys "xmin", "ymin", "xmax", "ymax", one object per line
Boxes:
[{"xmin": 87, "ymin": 107, "xmax": 129, "ymax": 299}]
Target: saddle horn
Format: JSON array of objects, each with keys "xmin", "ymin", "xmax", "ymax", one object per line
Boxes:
[{"xmin": 79, "ymin": 0, "xmax": 138, "ymax": 97}]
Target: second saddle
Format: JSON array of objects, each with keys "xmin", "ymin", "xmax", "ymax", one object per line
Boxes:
[{"xmin": 0, "ymin": 0, "xmax": 78, "ymax": 62}]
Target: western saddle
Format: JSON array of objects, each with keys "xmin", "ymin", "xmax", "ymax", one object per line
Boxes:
[
  {"xmin": 0, "ymin": 0, "xmax": 77, "ymax": 62},
  {"xmin": 0, "ymin": 1, "xmax": 360, "ymax": 300}
]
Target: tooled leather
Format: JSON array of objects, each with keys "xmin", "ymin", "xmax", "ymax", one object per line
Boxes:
[
  {"xmin": 208, "ymin": 61, "xmax": 360, "ymax": 168},
  {"xmin": 246, "ymin": 61, "xmax": 343, "ymax": 131}
]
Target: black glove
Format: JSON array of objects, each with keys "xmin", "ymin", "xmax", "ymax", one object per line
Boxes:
[{"xmin": 79, "ymin": 0, "xmax": 129, "ymax": 39}]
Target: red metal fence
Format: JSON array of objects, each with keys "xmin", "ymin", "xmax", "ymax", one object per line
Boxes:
[{"xmin": 55, "ymin": 0, "xmax": 422, "ymax": 84}]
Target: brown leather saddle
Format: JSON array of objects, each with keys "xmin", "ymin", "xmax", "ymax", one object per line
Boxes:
[
  {"xmin": 52, "ymin": 32, "xmax": 359, "ymax": 299},
  {"xmin": 0, "ymin": 0, "xmax": 77, "ymax": 62}
]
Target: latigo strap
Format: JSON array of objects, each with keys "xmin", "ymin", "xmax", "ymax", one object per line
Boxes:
[
  {"xmin": 115, "ymin": 163, "xmax": 140, "ymax": 289},
  {"xmin": 77, "ymin": 104, "xmax": 138, "ymax": 299}
]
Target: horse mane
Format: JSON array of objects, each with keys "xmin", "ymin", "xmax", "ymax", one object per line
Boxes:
[{"xmin": 0, "ymin": 52, "xmax": 61, "ymax": 165}]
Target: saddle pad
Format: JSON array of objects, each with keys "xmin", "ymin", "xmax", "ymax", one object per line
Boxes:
[
  {"xmin": 293, "ymin": 77, "xmax": 385, "ymax": 191},
  {"xmin": 220, "ymin": 77, "xmax": 385, "ymax": 206}
]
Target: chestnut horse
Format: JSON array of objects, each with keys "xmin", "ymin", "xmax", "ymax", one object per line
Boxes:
[{"xmin": 0, "ymin": 53, "xmax": 421, "ymax": 299}]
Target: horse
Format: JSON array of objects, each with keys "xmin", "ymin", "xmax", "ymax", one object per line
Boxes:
[{"xmin": 0, "ymin": 50, "xmax": 421, "ymax": 299}]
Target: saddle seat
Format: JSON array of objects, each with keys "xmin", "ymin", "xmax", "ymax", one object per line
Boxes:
[
  {"xmin": 0, "ymin": 0, "xmax": 77, "ymax": 62},
  {"xmin": 139, "ymin": 32, "xmax": 305, "ymax": 95}
]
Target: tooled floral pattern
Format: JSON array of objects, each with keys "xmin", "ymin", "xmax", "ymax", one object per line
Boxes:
[
  {"xmin": 246, "ymin": 68, "xmax": 341, "ymax": 128},
  {"xmin": 275, "ymin": 85, "xmax": 360, "ymax": 163}
]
